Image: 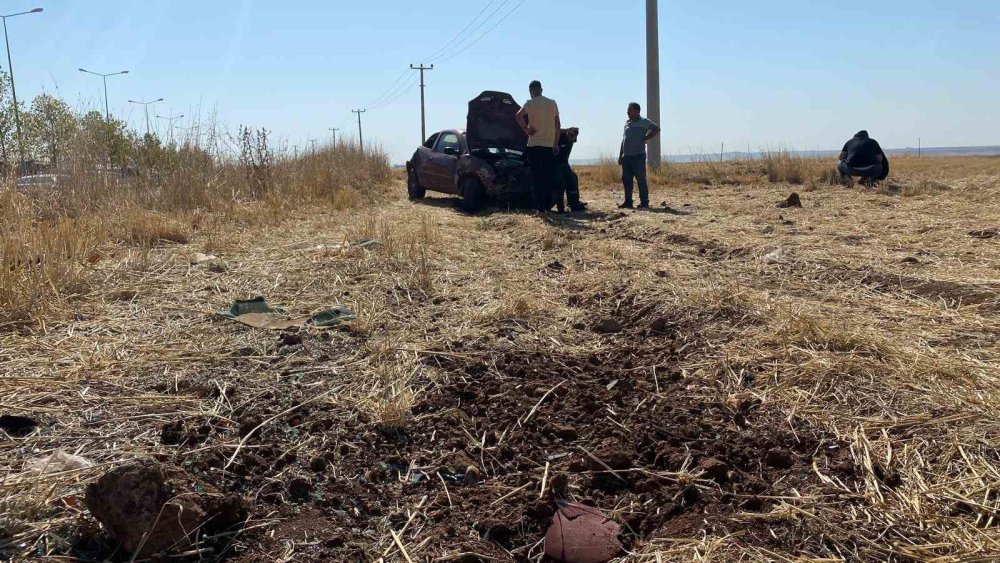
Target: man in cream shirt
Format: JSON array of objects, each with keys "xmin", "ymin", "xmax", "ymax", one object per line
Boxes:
[{"xmin": 516, "ymin": 80, "xmax": 561, "ymax": 213}]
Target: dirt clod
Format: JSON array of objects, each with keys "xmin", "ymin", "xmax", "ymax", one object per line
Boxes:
[
  {"xmin": 765, "ymin": 448, "xmax": 795, "ymax": 469},
  {"xmin": 463, "ymin": 465, "xmax": 482, "ymax": 485},
  {"xmin": 593, "ymin": 318, "xmax": 623, "ymax": 334},
  {"xmin": 84, "ymin": 460, "xmax": 246, "ymax": 558},
  {"xmin": 289, "ymin": 477, "xmax": 314, "ymax": 500},
  {"xmin": 551, "ymin": 424, "xmax": 579, "ymax": 441},
  {"xmin": 777, "ymin": 193, "xmax": 803, "ymax": 208},
  {"xmin": 699, "ymin": 457, "xmax": 730, "ymax": 483},
  {"xmin": 309, "ymin": 456, "xmax": 329, "ymax": 472},
  {"xmin": 969, "ymin": 228, "xmax": 999, "ymax": 239}
]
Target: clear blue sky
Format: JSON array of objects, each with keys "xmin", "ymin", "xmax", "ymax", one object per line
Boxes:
[{"xmin": 7, "ymin": 1, "xmax": 999, "ymax": 163}]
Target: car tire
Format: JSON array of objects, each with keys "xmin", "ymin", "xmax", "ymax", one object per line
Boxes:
[
  {"xmin": 407, "ymin": 167, "xmax": 426, "ymax": 200},
  {"xmin": 459, "ymin": 177, "xmax": 486, "ymax": 213}
]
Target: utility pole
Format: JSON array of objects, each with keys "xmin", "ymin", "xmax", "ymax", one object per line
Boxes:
[
  {"xmin": 329, "ymin": 127, "xmax": 339, "ymax": 147},
  {"xmin": 352, "ymin": 109, "xmax": 366, "ymax": 150},
  {"xmin": 918, "ymin": 137, "xmax": 921, "ymax": 158},
  {"xmin": 2, "ymin": 8, "xmax": 43, "ymax": 165},
  {"xmin": 410, "ymin": 64, "xmax": 433, "ymax": 142},
  {"xmin": 720, "ymin": 142, "xmax": 724, "ymax": 162},
  {"xmin": 646, "ymin": 0, "xmax": 662, "ymax": 170}
]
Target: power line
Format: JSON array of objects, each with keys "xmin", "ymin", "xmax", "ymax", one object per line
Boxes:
[
  {"xmin": 432, "ymin": 0, "xmax": 511, "ymax": 63},
  {"xmin": 435, "ymin": 0, "xmax": 528, "ymax": 64},
  {"xmin": 366, "ymin": 67, "xmax": 410, "ymax": 108},
  {"xmin": 370, "ymin": 73, "xmax": 419, "ymax": 110},
  {"xmin": 362, "ymin": 1, "xmax": 526, "ymax": 114},
  {"xmin": 421, "ymin": 1, "xmax": 498, "ymax": 62},
  {"xmin": 370, "ymin": 73, "xmax": 419, "ymax": 109}
]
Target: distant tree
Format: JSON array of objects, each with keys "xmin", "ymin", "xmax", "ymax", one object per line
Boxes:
[
  {"xmin": 0, "ymin": 72, "xmax": 19, "ymax": 165},
  {"xmin": 78, "ymin": 110, "xmax": 135, "ymax": 168},
  {"xmin": 25, "ymin": 94, "xmax": 78, "ymax": 166}
]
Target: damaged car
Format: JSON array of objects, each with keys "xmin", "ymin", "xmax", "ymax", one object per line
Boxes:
[{"xmin": 406, "ymin": 91, "xmax": 532, "ymax": 212}]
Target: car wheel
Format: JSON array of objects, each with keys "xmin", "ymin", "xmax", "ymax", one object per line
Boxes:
[
  {"xmin": 459, "ymin": 177, "xmax": 486, "ymax": 213},
  {"xmin": 407, "ymin": 167, "xmax": 426, "ymax": 200}
]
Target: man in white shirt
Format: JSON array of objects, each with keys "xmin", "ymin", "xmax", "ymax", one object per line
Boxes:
[{"xmin": 516, "ymin": 80, "xmax": 561, "ymax": 213}]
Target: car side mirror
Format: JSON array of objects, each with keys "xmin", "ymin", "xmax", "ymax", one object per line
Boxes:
[{"xmin": 443, "ymin": 146, "xmax": 461, "ymax": 156}]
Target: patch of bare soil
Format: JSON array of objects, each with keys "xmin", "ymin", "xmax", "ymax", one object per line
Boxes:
[{"xmin": 84, "ymin": 318, "xmax": 854, "ymax": 561}]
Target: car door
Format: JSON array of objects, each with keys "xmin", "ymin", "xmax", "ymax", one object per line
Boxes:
[
  {"xmin": 424, "ymin": 132, "xmax": 464, "ymax": 193},
  {"xmin": 412, "ymin": 132, "xmax": 439, "ymax": 187}
]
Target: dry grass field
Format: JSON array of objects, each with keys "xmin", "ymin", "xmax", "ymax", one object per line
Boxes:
[{"xmin": 1, "ymin": 154, "xmax": 999, "ymax": 561}]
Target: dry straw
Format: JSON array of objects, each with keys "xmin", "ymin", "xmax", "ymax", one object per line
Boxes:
[{"xmin": 1, "ymin": 152, "xmax": 999, "ymax": 560}]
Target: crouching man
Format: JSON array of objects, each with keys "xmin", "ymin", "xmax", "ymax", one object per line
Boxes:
[{"xmin": 838, "ymin": 130, "xmax": 888, "ymax": 187}]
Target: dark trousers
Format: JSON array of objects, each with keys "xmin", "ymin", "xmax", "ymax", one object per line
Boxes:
[
  {"xmin": 554, "ymin": 162, "xmax": 582, "ymax": 211},
  {"xmin": 526, "ymin": 146, "xmax": 557, "ymax": 211},
  {"xmin": 838, "ymin": 160, "xmax": 883, "ymax": 181},
  {"xmin": 622, "ymin": 153, "xmax": 649, "ymax": 206}
]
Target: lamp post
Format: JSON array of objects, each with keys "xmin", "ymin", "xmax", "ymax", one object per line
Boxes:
[
  {"xmin": 155, "ymin": 113, "xmax": 184, "ymax": 143},
  {"xmin": 128, "ymin": 98, "xmax": 163, "ymax": 136},
  {"xmin": 2, "ymin": 7, "xmax": 43, "ymax": 165},
  {"xmin": 79, "ymin": 68, "xmax": 129, "ymax": 120}
]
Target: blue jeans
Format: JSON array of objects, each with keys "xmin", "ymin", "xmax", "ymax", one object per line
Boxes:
[{"xmin": 622, "ymin": 154, "xmax": 649, "ymax": 206}]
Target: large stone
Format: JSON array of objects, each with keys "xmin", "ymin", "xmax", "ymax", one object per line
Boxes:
[{"xmin": 85, "ymin": 460, "xmax": 246, "ymax": 558}]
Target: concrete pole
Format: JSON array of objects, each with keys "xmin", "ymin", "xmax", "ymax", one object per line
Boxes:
[
  {"xmin": 411, "ymin": 64, "xmax": 433, "ymax": 143},
  {"xmin": 353, "ymin": 109, "xmax": 366, "ymax": 150},
  {"xmin": 646, "ymin": 0, "xmax": 662, "ymax": 169}
]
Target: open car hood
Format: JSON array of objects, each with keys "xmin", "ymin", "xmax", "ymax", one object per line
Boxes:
[{"xmin": 466, "ymin": 91, "xmax": 527, "ymax": 152}]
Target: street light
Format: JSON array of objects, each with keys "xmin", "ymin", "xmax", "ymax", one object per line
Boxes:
[
  {"xmin": 79, "ymin": 68, "xmax": 129, "ymax": 120},
  {"xmin": 155, "ymin": 113, "xmax": 184, "ymax": 143},
  {"xmin": 2, "ymin": 7, "xmax": 43, "ymax": 165},
  {"xmin": 128, "ymin": 98, "xmax": 163, "ymax": 136}
]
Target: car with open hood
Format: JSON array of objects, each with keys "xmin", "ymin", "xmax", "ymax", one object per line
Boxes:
[{"xmin": 406, "ymin": 91, "xmax": 532, "ymax": 212}]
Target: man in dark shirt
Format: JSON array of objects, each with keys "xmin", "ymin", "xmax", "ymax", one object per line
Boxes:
[
  {"xmin": 838, "ymin": 130, "xmax": 887, "ymax": 186},
  {"xmin": 553, "ymin": 127, "xmax": 587, "ymax": 213}
]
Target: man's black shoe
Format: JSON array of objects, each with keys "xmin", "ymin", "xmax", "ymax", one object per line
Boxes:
[
  {"xmin": 570, "ymin": 203, "xmax": 588, "ymax": 212},
  {"xmin": 636, "ymin": 203, "xmax": 651, "ymax": 210},
  {"xmin": 618, "ymin": 202, "xmax": 634, "ymax": 209}
]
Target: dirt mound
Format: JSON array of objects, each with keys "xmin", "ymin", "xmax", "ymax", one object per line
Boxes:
[
  {"xmin": 85, "ymin": 460, "xmax": 247, "ymax": 558},
  {"xmin": 163, "ymin": 330, "xmax": 858, "ymax": 561}
]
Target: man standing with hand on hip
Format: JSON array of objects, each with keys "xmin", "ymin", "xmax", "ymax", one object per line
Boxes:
[
  {"xmin": 618, "ymin": 102, "xmax": 660, "ymax": 210},
  {"xmin": 516, "ymin": 80, "xmax": 561, "ymax": 214}
]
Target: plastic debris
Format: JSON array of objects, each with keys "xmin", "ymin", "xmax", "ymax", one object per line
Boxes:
[
  {"xmin": 544, "ymin": 501, "xmax": 622, "ymax": 563},
  {"xmin": 27, "ymin": 450, "xmax": 94, "ymax": 474},
  {"xmin": 190, "ymin": 252, "xmax": 218, "ymax": 265},
  {"xmin": 762, "ymin": 247, "xmax": 786, "ymax": 265},
  {"xmin": 215, "ymin": 297, "xmax": 355, "ymax": 330}
]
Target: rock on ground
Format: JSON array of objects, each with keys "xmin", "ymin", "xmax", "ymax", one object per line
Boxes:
[{"xmin": 84, "ymin": 459, "xmax": 246, "ymax": 558}]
